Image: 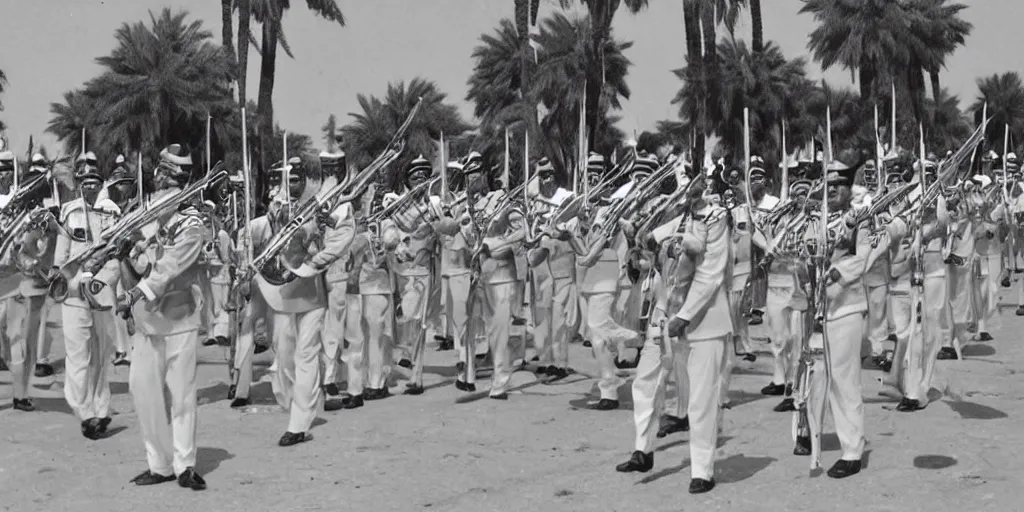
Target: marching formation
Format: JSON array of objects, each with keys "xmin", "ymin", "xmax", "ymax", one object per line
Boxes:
[{"xmin": 0, "ymin": 104, "xmax": 1016, "ymax": 495}]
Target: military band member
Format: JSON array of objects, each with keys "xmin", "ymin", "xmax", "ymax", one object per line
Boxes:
[
  {"xmin": 250, "ymin": 161, "xmax": 329, "ymax": 446},
  {"xmin": 972, "ymin": 173, "xmax": 1002, "ymax": 341},
  {"xmin": 863, "ymin": 158, "xmax": 895, "ymax": 364},
  {"xmin": 525, "ymin": 157, "xmax": 575, "ymax": 380},
  {"xmin": 54, "ymin": 162, "xmax": 122, "ymax": 438},
  {"xmin": 572, "ymin": 153, "xmax": 637, "ymax": 409},
  {"xmin": 801, "ymin": 151, "xmax": 908, "ymax": 479},
  {"xmin": 102, "ymin": 158, "xmax": 140, "ymax": 365},
  {"xmin": 388, "ymin": 156, "xmax": 437, "ymax": 395},
  {"xmin": 431, "ymin": 160, "xmax": 480, "ymax": 391},
  {"xmin": 939, "ymin": 157, "xmax": 973, "ymax": 360},
  {"xmin": 118, "ymin": 144, "xmax": 206, "ymax": 489},
  {"xmin": 312, "ymin": 150, "xmax": 356, "ymax": 408}
]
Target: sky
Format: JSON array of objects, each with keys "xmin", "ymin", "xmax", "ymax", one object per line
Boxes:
[{"xmin": 1, "ymin": 0, "xmax": 1022, "ymax": 157}]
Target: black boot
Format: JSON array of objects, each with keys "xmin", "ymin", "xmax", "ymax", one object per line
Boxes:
[
  {"xmin": 130, "ymin": 470, "xmax": 175, "ymax": 486},
  {"xmin": 615, "ymin": 451, "xmax": 653, "ymax": 473},
  {"xmin": 895, "ymin": 397, "xmax": 924, "ymax": 412},
  {"xmin": 826, "ymin": 459, "xmax": 862, "ymax": 479},
  {"xmin": 760, "ymin": 382, "xmax": 786, "ymax": 396},
  {"xmin": 688, "ymin": 478, "xmax": 716, "ymax": 494},
  {"xmin": 793, "ymin": 436, "xmax": 811, "ymax": 456},
  {"xmin": 278, "ymin": 431, "xmax": 312, "ymax": 447},
  {"xmin": 773, "ymin": 398, "xmax": 796, "ymax": 412},
  {"xmin": 656, "ymin": 415, "xmax": 689, "ymax": 438},
  {"xmin": 587, "ymin": 399, "xmax": 619, "ymax": 411},
  {"xmin": 177, "ymin": 467, "xmax": 207, "ymax": 490},
  {"xmin": 936, "ymin": 347, "xmax": 958, "ymax": 360}
]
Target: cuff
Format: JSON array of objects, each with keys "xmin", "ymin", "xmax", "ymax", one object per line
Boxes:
[{"xmin": 136, "ymin": 280, "xmax": 157, "ymax": 302}]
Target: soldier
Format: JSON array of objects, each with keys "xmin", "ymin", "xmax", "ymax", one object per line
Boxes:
[
  {"xmin": 863, "ymin": 157, "xmax": 896, "ymax": 365},
  {"xmin": 34, "ymin": 152, "xmax": 74, "ymax": 379},
  {"xmin": 525, "ymin": 157, "xmax": 576, "ymax": 380},
  {"xmin": 801, "ymin": 150, "xmax": 908, "ymax": 479},
  {"xmin": 311, "ymin": 150, "xmax": 356, "ymax": 408},
  {"xmin": 118, "ymin": 144, "xmax": 206, "ymax": 489},
  {"xmin": 471, "ymin": 162, "xmax": 526, "ymax": 400},
  {"xmin": 572, "ymin": 153, "xmax": 637, "ymax": 410},
  {"xmin": 972, "ymin": 172, "xmax": 1002, "ymax": 341},
  {"xmin": 0, "ymin": 152, "xmax": 57, "ymax": 412},
  {"xmin": 939, "ymin": 155, "xmax": 973, "ymax": 360},
  {"xmin": 53, "ymin": 161, "xmax": 122, "ymax": 438},
  {"xmin": 431, "ymin": 159, "xmax": 483, "ymax": 391},
  {"xmin": 388, "ymin": 156, "xmax": 437, "ymax": 395},
  {"xmin": 351, "ymin": 185, "xmax": 401, "ymax": 403},
  {"xmin": 249, "ymin": 161, "xmax": 329, "ymax": 446}
]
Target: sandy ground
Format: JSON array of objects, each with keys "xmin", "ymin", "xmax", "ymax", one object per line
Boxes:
[{"xmin": 2, "ymin": 301, "xmax": 1023, "ymax": 512}]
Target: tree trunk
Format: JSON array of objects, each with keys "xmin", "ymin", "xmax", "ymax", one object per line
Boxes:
[
  {"xmin": 930, "ymin": 70, "xmax": 941, "ymax": 103},
  {"xmin": 221, "ymin": 0, "xmax": 234, "ymax": 59},
  {"xmin": 585, "ymin": 0, "xmax": 620, "ymax": 157},
  {"xmin": 683, "ymin": 0, "xmax": 703, "ymax": 169},
  {"xmin": 236, "ymin": 0, "xmax": 250, "ymax": 107},
  {"xmin": 256, "ymin": 21, "xmax": 278, "ymax": 200},
  {"xmin": 698, "ymin": 1, "xmax": 717, "ymax": 169},
  {"xmin": 750, "ymin": 0, "xmax": 763, "ymax": 53},
  {"xmin": 858, "ymin": 65, "xmax": 874, "ymax": 102}
]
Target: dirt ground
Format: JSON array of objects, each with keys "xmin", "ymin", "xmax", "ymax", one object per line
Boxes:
[{"xmin": 2, "ymin": 302, "xmax": 1023, "ymax": 512}]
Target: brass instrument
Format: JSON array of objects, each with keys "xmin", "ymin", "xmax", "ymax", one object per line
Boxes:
[
  {"xmin": 366, "ymin": 175, "xmax": 440, "ymax": 232},
  {"xmin": 243, "ymin": 100, "xmax": 422, "ymax": 285},
  {"xmin": 550, "ymin": 150, "xmax": 638, "ymax": 226},
  {"xmin": 48, "ymin": 163, "xmax": 228, "ymax": 302}
]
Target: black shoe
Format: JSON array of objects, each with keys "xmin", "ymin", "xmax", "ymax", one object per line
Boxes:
[
  {"xmin": 1002, "ymin": 276, "xmax": 1012, "ymax": 288},
  {"xmin": 177, "ymin": 467, "xmax": 206, "ymax": 490},
  {"xmin": 130, "ymin": 470, "xmax": 175, "ymax": 486},
  {"xmin": 324, "ymin": 398, "xmax": 345, "ymax": 411},
  {"xmin": 455, "ymin": 380, "xmax": 477, "ymax": 392},
  {"xmin": 112, "ymin": 352, "xmax": 130, "ymax": 366},
  {"xmin": 741, "ymin": 353, "xmax": 757, "ymax": 362},
  {"xmin": 13, "ymin": 398, "xmax": 34, "ymax": 412},
  {"xmin": 936, "ymin": 347, "xmax": 958, "ymax": 360},
  {"xmin": 827, "ymin": 459, "xmax": 862, "ymax": 479},
  {"xmin": 341, "ymin": 395, "xmax": 364, "ymax": 409},
  {"xmin": 404, "ymin": 383, "xmax": 425, "ymax": 395},
  {"xmin": 896, "ymin": 397, "xmax": 924, "ymax": 412},
  {"xmin": 81, "ymin": 419, "xmax": 98, "ymax": 440},
  {"xmin": 364, "ymin": 387, "xmax": 390, "ymax": 401},
  {"xmin": 793, "ymin": 436, "xmax": 811, "ymax": 456},
  {"xmin": 534, "ymin": 365, "xmax": 550, "ymax": 376},
  {"xmin": 688, "ymin": 478, "xmax": 716, "ymax": 494},
  {"xmin": 202, "ymin": 337, "xmax": 219, "ymax": 347},
  {"xmin": 748, "ymin": 310, "xmax": 764, "ymax": 326},
  {"xmin": 397, "ymin": 358, "xmax": 413, "ymax": 369},
  {"xmin": 96, "ymin": 417, "xmax": 112, "ymax": 435},
  {"xmin": 773, "ymin": 398, "xmax": 796, "ymax": 412},
  {"xmin": 1017, "ymin": 306, "xmax": 1024, "ymax": 317},
  {"xmin": 761, "ymin": 382, "xmax": 786, "ymax": 396},
  {"xmin": 582, "ymin": 340, "xmax": 592, "ymax": 348},
  {"xmin": 489, "ymin": 392, "xmax": 509, "ymax": 400},
  {"xmin": 587, "ymin": 399, "xmax": 619, "ymax": 411},
  {"xmin": 886, "ymin": 333, "xmax": 897, "ymax": 342},
  {"xmin": 879, "ymin": 350, "xmax": 894, "ymax": 373},
  {"xmin": 323, "ymin": 383, "xmax": 341, "ymax": 397},
  {"xmin": 230, "ymin": 397, "xmax": 250, "ymax": 408},
  {"xmin": 434, "ymin": 335, "xmax": 454, "ymax": 351},
  {"xmin": 254, "ymin": 343, "xmax": 270, "ymax": 355},
  {"xmin": 656, "ymin": 415, "xmax": 689, "ymax": 438},
  {"xmin": 545, "ymin": 367, "xmax": 571, "ymax": 383},
  {"xmin": 615, "ymin": 451, "xmax": 654, "ymax": 473},
  {"xmin": 278, "ymin": 431, "xmax": 311, "ymax": 447},
  {"xmin": 977, "ymin": 332, "xmax": 993, "ymax": 342},
  {"xmin": 34, "ymin": 363, "xmax": 54, "ymax": 378},
  {"xmin": 215, "ymin": 336, "xmax": 230, "ymax": 347}
]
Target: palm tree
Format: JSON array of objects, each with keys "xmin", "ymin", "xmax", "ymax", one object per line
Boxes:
[
  {"xmin": 557, "ymin": 0, "xmax": 648, "ymax": 150},
  {"xmin": 675, "ymin": 39, "xmax": 811, "ymax": 161},
  {"xmin": 750, "ymin": 0, "xmax": 763, "ymax": 53},
  {"xmin": 236, "ymin": 0, "xmax": 251, "ymax": 106},
  {"xmin": 802, "ymin": 0, "xmax": 971, "ymax": 114},
  {"xmin": 531, "ymin": 12, "xmax": 633, "ymax": 176},
  {"xmin": 340, "ymin": 78, "xmax": 473, "ymax": 191},
  {"xmin": 0, "ymin": 68, "xmax": 7, "ymax": 132},
  {"xmin": 250, "ymin": 0, "xmax": 345, "ymax": 174},
  {"xmin": 48, "ymin": 9, "xmax": 236, "ymax": 169},
  {"xmin": 971, "ymin": 73, "xmax": 1024, "ymax": 151},
  {"xmin": 222, "ymin": 0, "xmax": 235, "ymax": 59}
]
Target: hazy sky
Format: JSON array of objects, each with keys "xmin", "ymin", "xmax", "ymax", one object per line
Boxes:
[{"xmin": 1, "ymin": 0, "xmax": 1021, "ymax": 157}]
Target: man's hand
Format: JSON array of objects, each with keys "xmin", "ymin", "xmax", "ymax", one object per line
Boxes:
[
  {"xmin": 116, "ymin": 287, "xmax": 143, "ymax": 319},
  {"xmin": 667, "ymin": 317, "xmax": 689, "ymax": 338}
]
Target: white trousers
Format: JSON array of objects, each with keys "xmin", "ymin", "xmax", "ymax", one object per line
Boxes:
[
  {"xmin": 321, "ymin": 284, "xmax": 348, "ymax": 385},
  {"xmin": 766, "ymin": 286, "xmax": 800, "ymax": 386},
  {"xmin": 232, "ymin": 294, "xmax": 269, "ymax": 400},
  {"xmin": 271, "ymin": 308, "xmax": 326, "ymax": 434},
  {"xmin": 809, "ymin": 313, "xmax": 866, "ymax": 461},
  {"xmin": 61, "ymin": 305, "xmax": 116, "ymax": 420},
  {"xmin": 129, "ymin": 330, "xmax": 199, "ymax": 476},
  {"xmin": 973, "ymin": 254, "xmax": 1002, "ymax": 333},
  {"xmin": 946, "ymin": 264, "xmax": 974, "ymax": 343},
  {"xmin": 347, "ymin": 294, "xmax": 393, "ymax": 392},
  {"xmin": 686, "ymin": 338, "xmax": 728, "ymax": 480},
  {"xmin": 3, "ymin": 295, "xmax": 46, "ymax": 400},
  {"xmin": 630, "ymin": 333, "xmax": 689, "ymax": 453},
  {"xmin": 534, "ymin": 274, "xmax": 575, "ymax": 369},
  {"xmin": 484, "ymin": 282, "xmax": 516, "ymax": 396},
  {"xmin": 865, "ymin": 284, "xmax": 889, "ymax": 355},
  {"xmin": 584, "ymin": 291, "xmax": 634, "ymax": 400},
  {"xmin": 209, "ymin": 280, "xmax": 231, "ymax": 340}
]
